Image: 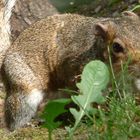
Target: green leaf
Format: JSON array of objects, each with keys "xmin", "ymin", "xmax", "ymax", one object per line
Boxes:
[
  {"xmin": 41, "ymin": 98, "xmax": 71, "ymax": 132},
  {"xmin": 70, "ymin": 60, "xmax": 109, "ymax": 132},
  {"xmin": 131, "ymin": 5, "xmax": 140, "ymax": 12}
]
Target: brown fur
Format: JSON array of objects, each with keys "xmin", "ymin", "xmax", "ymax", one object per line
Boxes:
[{"xmin": 2, "ymin": 12, "xmax": 140, "ymax": 130}]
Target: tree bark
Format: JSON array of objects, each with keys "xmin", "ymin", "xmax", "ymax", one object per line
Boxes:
[{"xmin": 11, "ymin": 0, "xmax": 58, "ymax": 41}]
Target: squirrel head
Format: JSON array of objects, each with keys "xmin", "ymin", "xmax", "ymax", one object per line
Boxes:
[{"xmin": 95, "ymin": 11, "xmax": 140, "ymax": 91}]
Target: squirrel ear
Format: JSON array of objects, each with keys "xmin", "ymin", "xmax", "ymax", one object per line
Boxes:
[
  {"xmin": 95, "ymin": 23, "xmax": 109, "ymax": 40},
  {"xmin": 122, "ymin": 11, "xmax": 139, "ymax": 20},
  {"xmin": 95, "ymin": 22, "xmax": 116, "ymax": 42}
]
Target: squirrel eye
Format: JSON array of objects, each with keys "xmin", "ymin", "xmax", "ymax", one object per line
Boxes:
[{"xmin": 112, "ymin": 42, "xmax": 124, "ymax": 53}]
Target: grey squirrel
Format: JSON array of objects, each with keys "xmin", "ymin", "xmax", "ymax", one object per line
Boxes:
[{"xmin": 1, "ymin": 1, "xmax": 140, "ymax": 130}]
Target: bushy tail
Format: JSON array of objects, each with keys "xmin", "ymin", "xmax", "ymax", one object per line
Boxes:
[
  {"xmin": 0, "ymin": 0, "xmax": 17, "ymax": 67},
  {"xmin": 3, "ymin": 0, "xmax": 17, "ymax": 24}
]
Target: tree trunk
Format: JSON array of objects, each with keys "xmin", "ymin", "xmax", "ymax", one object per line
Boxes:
[{"xmin": 11, "ymin": 0, "xmax": 58, "ymax": 41}]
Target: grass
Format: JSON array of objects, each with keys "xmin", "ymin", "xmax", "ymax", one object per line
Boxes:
[
  {"xmin": 76, "ymin": 50, "xmax": 140, "ymax": 139},
  {"xmin": 64, "ymin": 73, "xmax": 140, "ymax": 139},
  {"xmin": 91, "ymin": 95, "xmax": 140, "ymax": 139}
]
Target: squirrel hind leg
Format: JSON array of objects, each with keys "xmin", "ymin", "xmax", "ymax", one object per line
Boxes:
[{"xmin": 5, "ymin": 88, "xmax": 44, "ymax": 131}]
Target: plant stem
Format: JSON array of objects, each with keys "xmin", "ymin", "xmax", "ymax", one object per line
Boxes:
[
  {"xmin": 49, "ymin": 131, "xmax": 52, "ymax": 140},
  {"xmin": 107, "ymin": 45, "xmax": 122, "ymax": 99}
]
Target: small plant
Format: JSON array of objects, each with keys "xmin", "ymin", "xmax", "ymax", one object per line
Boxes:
[
  {"xmin": 41, "ymin": 98, "xmax": 71, "ymax": 140},
  {"xmin": 131, "ymin": 4, "xmax": 140, "ymax": 12},
  {"xmin": 41, "ymin": 60, "xmax": 110, "ymax": 139},
  {"xmin": 66, "ymin": 60, "xmax": 110, "ymax": 138}
]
